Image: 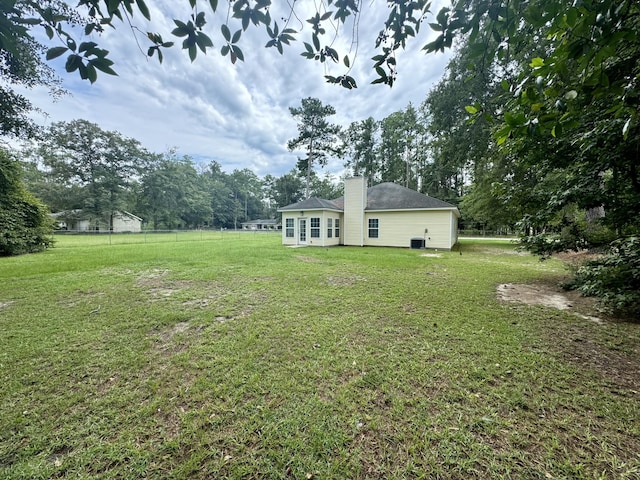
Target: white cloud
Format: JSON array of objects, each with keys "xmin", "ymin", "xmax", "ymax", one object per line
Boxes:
[{"xmin": 19, "ymin": 0, "xmax": 452, "ymax": 178}]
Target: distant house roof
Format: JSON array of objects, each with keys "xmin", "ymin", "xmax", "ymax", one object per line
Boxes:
[
  {"xmin": 50, "ymin": 210, "xmax": 143, "ymax": 221},
  {"xmin": 278, "ymin": 197, "xmax": 342, "ymax": 212},
  {"xmin": 279, "ymin": 182, "xmax": 458, "ymax": 213},
  {"xmin": 241, "ymin": 219, "xmax": 279, "ymax": 225},
  {"xmin": 121, "ymin": 211, "xmax": 143, "ymax": 221}
]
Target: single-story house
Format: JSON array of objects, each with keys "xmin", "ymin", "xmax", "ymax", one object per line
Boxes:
[
  {"xmin": 278, "ymin": 177, "xmax": 459, "ymax": 249},
  {"xmin": 51, "ymin": 210, "xmax": 143, "ymax": 233},
  {"xmin": 240, "ymin": 219, "xmax": 281, "ymax": 230}
]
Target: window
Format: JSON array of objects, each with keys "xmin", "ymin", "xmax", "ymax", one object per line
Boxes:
[
  {"xmin": 285, "ymin": 218, "xmax": 294, "ymax": 238},
  {"xmin": 310, "ymin": 217, "xmax": 320, "ymax": 238},
  {"xmin": 368, "ymin": 218, "xmax": 379, "ymax": 238},
  {"xmin": 335, "ymin": 218, "xmax": 340, "ymax": 238},
  {"xmin": 327, "ymin": 218, "xmax": 333, "ymax": 238}
]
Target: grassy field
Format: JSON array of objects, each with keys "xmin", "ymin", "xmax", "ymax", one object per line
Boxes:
[{"xmin": 1, "ymin": 235, "xmax": 638, "ymax": 479}]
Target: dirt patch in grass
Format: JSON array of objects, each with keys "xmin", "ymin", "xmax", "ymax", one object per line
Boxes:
[
  {"xmin": 0, "ymin": 300, "xmax": 15, "ymax": 309},
  {"xmin": 497, "ymin": 283, "xmax": 603, "ymax": 323},
  {"xmin": 553, "ymin": 249, "xmax": 601, "ymax": 267},
  {"xmin": 149, "ymin": 321, "xmax": 207, "ymax": 356},
  {"xmin": 498, "ymin": 283, "xmax": 640, "ymax": 396},
  {"xmin": 295, "ymin": 255, "xmax": 323, "ymax": 263},
  {"xmin": 326, "ymin": 274, "xmax": 365, "ymax": 287},
  {"xmin": 555, "ymin": 328, "xmax": 640, "ymax": 395}
]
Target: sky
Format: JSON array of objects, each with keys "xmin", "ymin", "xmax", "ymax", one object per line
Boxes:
[{"xmin": 20, "ymin": 1, "xmax": 452, "ymax": 179}]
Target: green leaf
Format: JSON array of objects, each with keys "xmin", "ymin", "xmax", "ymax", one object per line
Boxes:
[
  {"xmin": 64, "ymin": 54, "xmax": 82, "ymax": 73},
  {"xmin": 465, "ymin": 105, "xmax": 478, "ymax": 114},
  {"xmin": 343, "ymin": 55, "xmax": 350, "ymax": 68},
  {"xmin": 221, "ymin": 24, "xmax": 231, "ymax": 41},
  {"xmin": 135, "ymin": 0, "xmax": 151, "ymax": 20},
  {"xmin": 90, "ymin": 58, "xmax": 117, "ymax": 76},
  {"xmin": 195, "ymin": 12, "xmax": 206, "ymax": 28},
  {"xmin": 209, "ymin": 0, "xmax": 219, "ymax": 11},
  {"xmin": 242, "ymin": 11, "xmax": 250, "ymax": 30},
  {"xmin": 86, "ymin": 63, "xmax": 97, "ymax": 83},
  {"xmin": 107, "ymin": 0, "xmax": 121, "ymax": 16},
  {"xmin": 564, "ymin": 90, "xmax": 578, "ymax": 100},
  {"xmin": 529, "ymin": 57, "xmax": 545, "ymax": 68},
  {"xmin": 78, "ymin": 42, "xmax": 98, "ymax": 54},
  {"xmin": 46, "ymin": 46, "xmax": 68, "ymax": 60},
  {"xmin": 232, "ymin": 29, "xmax": 242, "ymax": 44},
  {"xmin": 232, "ymin": 45, "xmax": 244, "ymax": 62},
  {"xmin": 195, "ymin": 33, "xmax": 213, "ymax": 53},
  {"xmin": 15, "ymin": 17, "xmax": 42, "ymax": 26}
]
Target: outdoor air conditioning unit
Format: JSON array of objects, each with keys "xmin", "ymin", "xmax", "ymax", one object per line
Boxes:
[{"xmin": 410, "ymin": 237, "xmax": 425, "ymax": 249}]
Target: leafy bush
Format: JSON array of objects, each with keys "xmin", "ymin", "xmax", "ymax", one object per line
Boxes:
[
  {"xmin": 569, "ymin": 237, "xmax": 640, "ymax": 319},
  {"xmin": 0, "ymin": 149, "xmax": 54, "ymax": 256},
  {"xmin": 519, "ymin": 211, "xmax": 616, "ymax": 259}
]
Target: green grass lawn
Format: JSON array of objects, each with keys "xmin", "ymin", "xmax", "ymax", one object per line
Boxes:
[{"xmin": 1, "ymin": 236, "xmax": 638, "ymax": 479}]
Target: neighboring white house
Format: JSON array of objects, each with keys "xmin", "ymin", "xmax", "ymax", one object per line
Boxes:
[
  {"xmin": 240, "ymin": 219, "xmax": 281, "ymax": 230},
  {"xmin": 278, "ymin": 177, "xmax": 460, "ymax": 249},
  {"xmin": 52, "ymin": 210, "xmax": 143, "ymax": 233}
]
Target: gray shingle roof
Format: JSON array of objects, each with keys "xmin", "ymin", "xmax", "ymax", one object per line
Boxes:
[
  {"xmin": 278, "ymin": 197, "xmax": 342, "ymax": 211},
  {"xmin": 364, "ymin": 183, "xmax": 456, "ymax": 210},
  {"xmin": 278, "ymin": 182, "xmax": 458, "ymax": 212},
  {"xmin": 332, "ymin": 183, "xmax": 457, "ymax": 211}
]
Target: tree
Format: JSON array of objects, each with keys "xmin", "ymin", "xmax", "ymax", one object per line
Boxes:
[
  {"xmin": 376, "ymin": 105, "xmax": 426, "ymax": 190},
  {"xmin": 0, "ymin": 148, "xmax": 53, "ymax": 256},
  {"xmin": 343, "ymin": 117, "xmax": 380, "ymax": 185},
  {"xmin": 265, "ymin": 170, "xmax": 305, "ymax": 210},
  {"xmin": 1, "ymin": 1, "xmax": 430, "ymax": 88},
  {"xmin": 309, "ymin": 172, "xmax": 343, "ymax": 200},
  {"xmin": 138, "ymin": 153, "xmax": 212, "ymax": 229},
  {"xmin": 227, "ymin": 168, "xmax": 264, "ymax": 227},
  {"xmin": 35, "ymin": 119, "xmax": 152, "ymax": 229},
  {"xmin": 421, "ymin": 39, "xmax": 500, "ymax": 208},
  {"xmin": 0, "ymin": 1, "xmax": 65, "ymax": 139},
  {"xmin": 287, "ymin": 97, "xmax": 342, "ymax": 198}
]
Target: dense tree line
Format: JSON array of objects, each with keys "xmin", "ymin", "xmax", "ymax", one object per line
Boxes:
[{"xmin": 16, "ymin": 118, "xmax": 344, "ymax": 231}]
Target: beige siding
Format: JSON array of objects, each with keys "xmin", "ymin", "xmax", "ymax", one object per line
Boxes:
[
  {"xmin": 281, "ymin": 211, "xmax": 343, "ymax": 246},
  {"xmin": 363, "ymin": 210, "xmax": 456, "ymax": 249},
  {"xmin": 343, "ymin": 177, "xmax": 366, "ymax": 246},
  {"xmin": 112, "ymin": 213, "xmax": 141, "ymax": 233},
  {"xmin": 281, "ymin": 213, "xmax": 297, "ymax": 246}
]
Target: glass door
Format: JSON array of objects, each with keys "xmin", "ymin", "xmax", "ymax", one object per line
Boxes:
[{"xmin": 298, "ymin": 218, "xmax": 307, "ymax": 244}]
